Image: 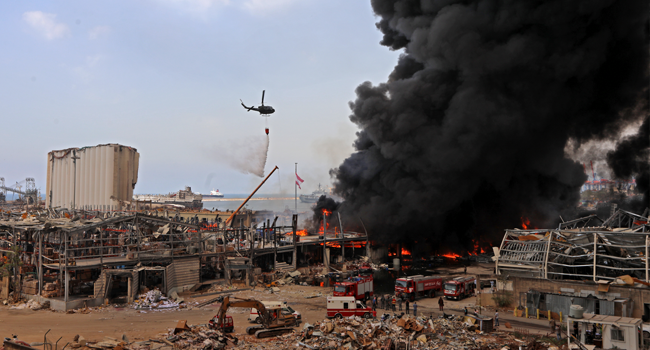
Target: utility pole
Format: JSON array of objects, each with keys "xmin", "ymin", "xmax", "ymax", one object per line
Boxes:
[
  {"xmin": 323, "ymin": 211, "xmax": 329, "ymax": 274},
  {"xmin": 71, "ymin": 150, "xmax": 80, "ymax": 210},
  {"xmin": 292, "ymin": 215, "xmax": 297, "ymax": 270}
]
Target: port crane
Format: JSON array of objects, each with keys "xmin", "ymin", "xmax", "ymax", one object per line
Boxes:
[{"xmin": 0, "ymin": 178, "xmax": 39, "ymax": 204}]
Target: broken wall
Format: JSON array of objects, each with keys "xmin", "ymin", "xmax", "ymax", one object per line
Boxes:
[
  {"xmin": 510, "ymin": 275, "xmax": 648, "ymax": 318},
  {"xmin": 165, "ymin": 256, "xmax": 200, "ymax": 295}
]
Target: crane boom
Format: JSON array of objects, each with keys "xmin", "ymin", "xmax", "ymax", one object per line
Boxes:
[
  {"xmin": 225, "ymin": 166, "xmax": 279, "ymax": 226},
  {"xmin": 0, "ymin": 186, "xmax": 26, "ymax": 195}
]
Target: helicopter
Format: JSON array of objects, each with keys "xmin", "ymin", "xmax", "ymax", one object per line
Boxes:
[
  {"xmin": 240, "ymin": 90, "xmax": 275, "ymax": 115},
  {"xmin": 241, "ymin": 90, "xmax": 275, "ymax": 134}
]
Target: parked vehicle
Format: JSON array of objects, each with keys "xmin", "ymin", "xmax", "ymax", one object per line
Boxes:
[
  {"xmin": 444, "ymin": 276, "xmax": 476, "ymax": 300},
  {"xmin": 395, "ymin": 275, "xmax": 443, "ymax": 301},
  {"xmin": 333, "ymin": 276, "xmax": 373, "ymax": 301},
  {"xmin": 249, "ymin": 301, "xmax": 301, "ymax": 323},
  {"xmin": 326, "ymin": 296, "xmax": 375, "ymax": 319},
  {"xmin": 208, "ymin": 314, "xmax": 234, "ymax": 332}
]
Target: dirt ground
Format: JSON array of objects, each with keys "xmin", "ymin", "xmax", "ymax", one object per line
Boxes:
[
  {"xmin": 1, "ymin": 264, "xmax": 515, "ymax": 345},
  {"xmin": 0, "ymin": 285, "xmax": 334, "ymax": 344}
]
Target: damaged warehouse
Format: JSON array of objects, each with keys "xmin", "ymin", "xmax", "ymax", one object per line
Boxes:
[
  {"xmin": 0, "ymin": 208, "xmax": 369, "ymax": 311},
  {"xmin": 494, "ymin": 208, "xmax": 650, "ymax": 320}
]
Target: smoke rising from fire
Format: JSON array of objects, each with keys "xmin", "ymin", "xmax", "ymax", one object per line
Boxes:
[
  {"xmin": 331, "ymin": 0, "xmax": 649, "ymax": 252},
  {"xmin": 212, "ymin": 135, "xmax": 269, "ymax": 178},
  {"xmin": 607, "ymin": 115, "xmax": 650, "ymax": 209},
  {"xmin": 310, "ymin": 196, "xmax": 341, "ymax": 231}
]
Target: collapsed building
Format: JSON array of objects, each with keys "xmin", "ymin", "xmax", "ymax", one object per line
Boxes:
[
  {"xmin": 494, "ymin": 207, "xmax": 650, "ymax": 320},
  {"xmin": 0, "ymin": 207, "xmax": 368, "ymax": 311}
]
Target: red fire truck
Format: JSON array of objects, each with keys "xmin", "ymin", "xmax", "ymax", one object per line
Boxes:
[
  {"xmin": 443, "ymin": 276, "xmax": 476, "ymax": 300},
  {"xmin": 333, "ymin": 276, "xmax": 373, "ymax": 301},
  {"xmin": 394, "ymin": 275, "xmax": 443, "ymax": 301}
]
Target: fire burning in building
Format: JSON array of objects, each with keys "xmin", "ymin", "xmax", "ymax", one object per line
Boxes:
[
  {"xmin": 327, "ymin": 0, "xmax": 649, "ymax": 255},
  {"xmin": 285, "ymin": 229, "xmax": 309, "ymax": 237}
]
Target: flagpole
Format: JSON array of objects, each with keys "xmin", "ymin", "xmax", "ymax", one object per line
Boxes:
[{"xmin": 295, "ymin": 163, "xmax": 297, "ymax": 213}]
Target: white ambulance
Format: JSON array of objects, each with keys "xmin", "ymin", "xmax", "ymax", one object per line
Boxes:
[
  {"xmin": 326, "ymin": 296, "xmax": 376, "ymax": 319},
  {"xmin": 248, "ymin": 301, "xmax": 301, "ymax": 323}
]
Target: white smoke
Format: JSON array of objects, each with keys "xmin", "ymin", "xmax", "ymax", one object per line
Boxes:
[{"xmin": 210, "ymin": 135, "xmax": 269, "ymax": 177}]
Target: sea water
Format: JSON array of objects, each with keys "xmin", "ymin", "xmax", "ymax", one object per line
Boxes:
[{"xmin": 202, "ymin": 193, "xmax": 317, "ymax": 213}]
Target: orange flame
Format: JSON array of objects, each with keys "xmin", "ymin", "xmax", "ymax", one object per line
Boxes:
[
  {"xmin": 285, "ymin": 229, "xmax": 309, "ymax": 236},
  {"xmin": 319, "ymin": 222, "xmax": 331, "ymax": 235},
  {"xmin": 401, "ymin": 248, "xmax": 411, "ymax": 256},
  {"xmin": 521, "ymin": 216, "xmax": 530, "ymax": 230},
  {"xmin": 296, "ymin": 229, "xmax": 308, "ymax": 236},
  {"xmin": 441, "ymin": 253, "xmax": 461, "ymax": 259},
  {"xmin": 322, "ymin": 209, "xmax": 332, "ymax": 216},
  {"xmin": 468, "ymin": 239, "xmax": 487, "ymax": 255}
]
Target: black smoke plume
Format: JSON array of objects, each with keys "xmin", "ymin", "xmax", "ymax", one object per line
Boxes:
[
  {"xmin": 309, "ymin": 196, "xmax": 341, "ymax": 232},
  {"xmin": 607, "ymin": 115, "xmax": 650, "ymax": 211},
  {"xmin": 331, "ymin": 0, "xmax": 649, "ymax": 253}
]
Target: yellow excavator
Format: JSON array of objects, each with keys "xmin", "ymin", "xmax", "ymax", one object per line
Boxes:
[{"xmin": 214, "ymin": 296, "xmax": 297, "ymax": 338}]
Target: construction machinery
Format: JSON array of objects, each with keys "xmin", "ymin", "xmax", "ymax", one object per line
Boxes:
[{"xmin": 213, "ymin": 296, "xmax": 297, "ymax": 338}]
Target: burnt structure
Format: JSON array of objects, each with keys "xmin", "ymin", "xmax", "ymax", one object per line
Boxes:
[
  {"xmin": 493, "ymin": 208, "xmax": 650, "ymax": 319},
  {"xmin": 0, "ymin": 208, "xmax": 368, "ymax": 310},
  {"xmin": 496, "ymin": 209, "xmax": 650, "ymax": 281}
]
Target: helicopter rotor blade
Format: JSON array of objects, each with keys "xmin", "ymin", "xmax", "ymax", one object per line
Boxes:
[{"xmin": 261, "ymin": 90, "xmax": 265, "ymax": 106}]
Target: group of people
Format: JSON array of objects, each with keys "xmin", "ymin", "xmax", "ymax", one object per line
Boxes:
[{"xmin": 371, "ymin": 294, "xmax": 418, "ymax": 316}]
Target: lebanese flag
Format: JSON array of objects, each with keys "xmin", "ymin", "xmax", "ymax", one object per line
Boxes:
[{"xmin": 296, "ymin": 172, "xmax": 304, "ymax": 189}]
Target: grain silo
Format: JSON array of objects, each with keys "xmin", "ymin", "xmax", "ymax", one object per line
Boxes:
[{"xmin": 46, "ymin": 144, "xmax": 139, "ymax": 210}]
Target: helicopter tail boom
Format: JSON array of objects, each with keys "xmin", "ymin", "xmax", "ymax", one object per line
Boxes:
[{"xmin": 240, "ymin": 100, "xmax": 254, "ymax": 111}]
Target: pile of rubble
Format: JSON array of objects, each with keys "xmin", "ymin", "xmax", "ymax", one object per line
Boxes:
[
  {"xmin": 163, "ymin": 321, "xmax": 238, "ymax": 350},
  {"xmin": 273, "ymin": 315, "xmax": 553, "ymax": 350},
  {"xmin": 133, "ymin": 289, "xmax": 180, "ymax": 309},
  {"xmin": 159, "ymin": 314, "xmax": 558, "ymax": 350},
  {"xmin": 8, "ymin": 298, "xmax": 49, "ymax": 310}
]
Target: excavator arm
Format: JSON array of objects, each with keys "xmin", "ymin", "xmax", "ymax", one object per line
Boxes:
[
  {"xmin": 217, "ymin": 296, "xmax": 270, "ymax": 327},
  {"xmin": 214, "ymin": 296, "xmax": 296, "ymax": 338}
]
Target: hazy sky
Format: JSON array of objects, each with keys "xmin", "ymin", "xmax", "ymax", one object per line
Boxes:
[{"xmin": 0, "ymin": 0, "xmax": 401, "ymax": 196}]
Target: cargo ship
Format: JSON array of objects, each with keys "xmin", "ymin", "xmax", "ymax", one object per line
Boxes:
[
  {"xmin": 133, "ymin": 186, "xmax": 203, "ymax": 209},
  {"xmin": 299, "ymin": 184, "xmax": 328, "ymax": 203},
  {"xmin": 203, "ymin": 189, "xmax": 225, "ymax": 198}
]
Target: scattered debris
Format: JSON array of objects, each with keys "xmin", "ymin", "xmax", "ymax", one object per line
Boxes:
[
  {"xmin": 9, "ymin": 299, "xmax": 47, "ymax": 310},
  {"xmin": 164, "ymin": 323, "xmax": 238, "ymax": 349},
  {"xmin": 133, "ymin": 289, "xmax": 180, "ymax": 309},
  {"xmin": 158, "ymin": 313, "xmax": 555, "ymax": 350}
]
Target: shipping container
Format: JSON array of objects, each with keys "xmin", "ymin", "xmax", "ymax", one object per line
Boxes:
[{"xmin": 46, "ymin": 144, "xmax": 139, "ymax": 210}]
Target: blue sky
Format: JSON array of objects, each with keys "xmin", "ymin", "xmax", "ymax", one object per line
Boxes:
[{"xmin": 0, "ymin": 0, "xmax": 401, "ymax": 195}]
